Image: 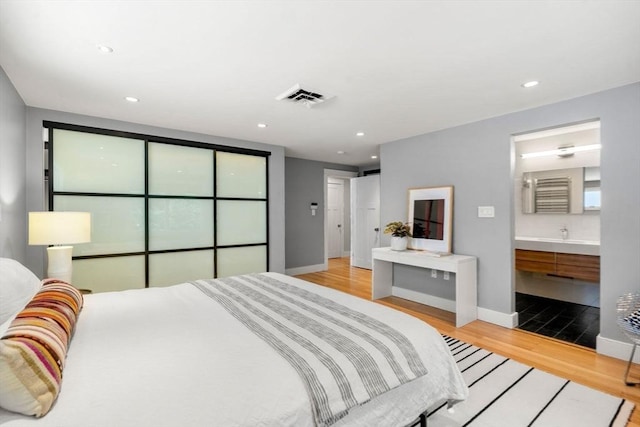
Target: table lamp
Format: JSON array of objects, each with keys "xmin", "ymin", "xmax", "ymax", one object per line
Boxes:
[{"xmin": 28, "ymin": 211, "xmax": 91, "ymax": 283}]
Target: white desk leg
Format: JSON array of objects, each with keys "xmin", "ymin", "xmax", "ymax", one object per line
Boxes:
[
  {"xmin": 372, "ymin": 259, "xmax": 393, "ymax": 300},
  {"xmin": 455, "ymin": 259, "xmax": 478, "ymax": 327}
]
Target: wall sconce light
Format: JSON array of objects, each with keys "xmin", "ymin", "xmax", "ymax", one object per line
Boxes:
[
  {"xmin": 310, "ymin": 202, "xmax": 318, "ymax": 216},
  {"xmin": 28, "ymin": 211, "xmax": 91, "ymax": 283},
  {"xmin": 520, "ymin": 144, "xmax": 601, "ymax": 159}
]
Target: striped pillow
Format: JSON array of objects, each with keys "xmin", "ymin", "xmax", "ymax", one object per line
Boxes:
[{"xmin": 0, "ymin": 279, "xmax": 83, "ymax": 417}]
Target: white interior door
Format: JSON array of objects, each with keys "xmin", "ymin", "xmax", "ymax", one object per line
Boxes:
[
  {"xmin": 351, "ymin": 175, "xmax": 380, "ymax": 269},
  {"xmin": 327, "ymin": 180, "xmax": 344, "ymax": 258}
]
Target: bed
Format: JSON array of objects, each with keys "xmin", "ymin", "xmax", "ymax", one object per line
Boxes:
[{"xmin": 0, "ymin": 258, "xmax": 468, "ymax": 426}]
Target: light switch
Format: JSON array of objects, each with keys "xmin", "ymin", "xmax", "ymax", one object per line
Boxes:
[{"xmin": 478, "ymin": 206, "xmax": 495, "ymax": 218}]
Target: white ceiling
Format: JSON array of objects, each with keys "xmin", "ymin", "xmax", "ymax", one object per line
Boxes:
[{"xmin": 1, "ymin": 1, "xmax": 638, "ymax": 166}]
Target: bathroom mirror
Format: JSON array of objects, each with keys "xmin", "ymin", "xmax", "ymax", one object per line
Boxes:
[
  {"xmin": 522, "ymin": 167, "xmax": 599, "ymax": 214},
  {"xmin": 583, "ymin": 166, "xmax": 601, "ymax": 211}
]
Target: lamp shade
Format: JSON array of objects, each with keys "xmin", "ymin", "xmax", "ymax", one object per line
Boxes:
[{"xmin": 28, "ymin": 212, "xmax": 91, "ymax": 245}]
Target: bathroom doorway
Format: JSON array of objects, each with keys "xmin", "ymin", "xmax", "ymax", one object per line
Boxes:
[{"xmin": 513, "ymin": 120, "xmax": 601, "ymax": 348}]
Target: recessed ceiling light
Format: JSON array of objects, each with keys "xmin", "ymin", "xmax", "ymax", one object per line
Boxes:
[
  {"xmin": 97, "ymin": 45, "xmax": 114, "ymax": 53},
  {"xmin": 356, "ymin": 132, "xmax": 365, "ymax": 137},
  {"xmin": 371, "ymin": 155, "xmax": 378, "ymax": 159},
  {"xmin": 124, "ymin": 96, "xmax": 139, "ymax": 103},
  {"xmin": 257, "ymin": 123, "xmax": 268, "ymax": 128},
  {"xmin": 337, "ymin": 151, "xmax": 345, "ymax": 154},
  {"xmin": 521, "ymin": 80, "xmax": 540, "ymax": 88}
]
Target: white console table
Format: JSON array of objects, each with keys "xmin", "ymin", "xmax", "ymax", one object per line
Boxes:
[{"xmin": 372, "ymin": 247, "xmax": 478, "ymax": 327}]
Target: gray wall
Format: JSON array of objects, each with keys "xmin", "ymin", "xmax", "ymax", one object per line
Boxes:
[
  {"xmin": 380, "ymin": 82, "xmax": 640, "ymax": 342},
  {"xmin": 285, "ymin": 157, "xmax": 358, "ymax": 269},
  {"xmin": 24, "ymin": 108, "xmax": 286, "ymax": 278},
  {"xmin": 0, "ymin": 66, "xmax": 27, "ymax": 263}
]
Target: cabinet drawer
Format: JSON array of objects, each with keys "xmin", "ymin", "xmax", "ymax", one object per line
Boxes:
[
  {"xmin": 556, "ymin": 253, "xmax": 600, "ymax": 268},
  {"xmin": 556, "ymin": 253, "xmax": 600, "ymax": 282},
  {"xmin": 515, "ymin": 249, "xmax": 556, "ymax": 263},
  {"xmin": 515, "ymin": 249, "xmax": 556, "ymax": 274}
]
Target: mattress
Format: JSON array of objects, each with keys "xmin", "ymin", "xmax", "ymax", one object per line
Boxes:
[{"xmin": 0, "ymin": 272, "xmax": 467, "ymax": 426}]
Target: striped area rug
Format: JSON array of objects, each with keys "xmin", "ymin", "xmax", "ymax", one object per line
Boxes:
[{"xmin": 426, "ymin": 336, "xmax": 634, "ymax": 426}]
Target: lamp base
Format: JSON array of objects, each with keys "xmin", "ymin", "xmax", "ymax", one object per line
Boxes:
[{"xmin": 46, "ymin": 246, "xmax": 73, "ymax": 283}]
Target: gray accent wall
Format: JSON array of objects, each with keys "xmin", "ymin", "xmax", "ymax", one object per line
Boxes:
[
  {"xmin": 394, "ymin": 265, "xmax": 456, "ymax": 300},
  {"xmin": 285, "ymin": 157, "xmax": 358, "ymax": 269},
  {"xmin": 24, "ymin": 108, "xmax": 286, "ymax": 278},
  {"xmin": 0, "ymin": 66, "xmax": 27, "ymax": 263},
  {"xmin": 380, "ymin": 82, "xmax": 640, "ymax": 343}
]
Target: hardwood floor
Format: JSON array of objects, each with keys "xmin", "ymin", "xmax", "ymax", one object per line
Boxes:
[{"xmin": 296, "ymin": 257, "xmax": 640, "ymax": 426}]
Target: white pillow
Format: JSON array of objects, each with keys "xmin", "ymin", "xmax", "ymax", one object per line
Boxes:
[{"xmin": 0, "ymin": 258, "xmax": 42, "ymax": 327}]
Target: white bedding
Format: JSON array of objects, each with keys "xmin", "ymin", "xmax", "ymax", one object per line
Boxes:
[{"xmin": 0, "ymin": 272, "xmax": 467, "ymax": 426}]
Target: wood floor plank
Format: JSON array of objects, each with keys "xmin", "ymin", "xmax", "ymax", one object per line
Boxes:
[{"xmin": 295, "ymin": 257, "xmax": 640, "ymax": 425}]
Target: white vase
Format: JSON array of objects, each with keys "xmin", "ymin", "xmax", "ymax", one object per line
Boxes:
[{"xmin": 390, "ymin": 236, "xmax": 408, "ymax": 251}]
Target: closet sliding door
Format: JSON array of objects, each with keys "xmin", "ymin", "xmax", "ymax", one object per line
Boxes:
[
  {"xmin": 52, "ymin": 129, "xmax": 147, "ymax": 292},
  {"xmin": 216, "ymin": 152, "xmax": 268, "ymax": 277},
  {"xmin": 147, "ymin": 142, "xmax": 215, "ymax": 287},
  {"xmin": 47, "ymin": 123, "xmax": 269, "ymax": 293}
]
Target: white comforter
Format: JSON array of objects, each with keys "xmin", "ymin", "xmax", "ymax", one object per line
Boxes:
[{"xmin": 0, "ymin": 273, "xmax": 467, "ymax": 426}]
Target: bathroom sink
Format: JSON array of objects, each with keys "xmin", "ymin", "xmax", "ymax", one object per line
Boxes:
[
  {"xmin": 515, "ymin": 236, "xmax": 600, "ymax": 245},
  {"xmin": 514, "ymin": 236, "xmax": 600, "ymax": 255}
]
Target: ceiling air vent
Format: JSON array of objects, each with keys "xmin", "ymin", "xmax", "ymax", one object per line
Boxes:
[{"xmin": 275, "ymin": 84, "xmax": 333, "ymax": 108}]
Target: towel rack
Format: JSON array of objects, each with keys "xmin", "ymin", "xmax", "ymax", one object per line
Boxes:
[{"xmin": 534, "ymin": 177, "xmax": 571, "ymax": 213}]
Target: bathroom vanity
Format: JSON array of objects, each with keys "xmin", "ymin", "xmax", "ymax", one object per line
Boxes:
[{"xmin": 514, "ymin": 237, "xmax": 600, "ymax": 283}]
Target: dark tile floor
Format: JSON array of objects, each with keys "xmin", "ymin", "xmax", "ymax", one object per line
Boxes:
[{"xmin": 516, "ymin": 292, "xmax": 600, "ymax": 349}]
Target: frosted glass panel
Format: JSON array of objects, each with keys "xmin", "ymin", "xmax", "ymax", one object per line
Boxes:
[
  {"xmin": 149, "ymin": 143, "xmax": 213, "ymax": 196},
  {"xmin": 149, "ymin": 250, "xmax": 214, "ymax": 287},
  {"xmin": 53, "ymin": 129, "xmax": 144, "ymax": 194},
  {"xmin": 217, "ymin": 201, "xmax": 266, "ymax": 245},
  {"xmin": 54, "ymin": 195, "xmax": 145, "ymax": 256},
  {"xmin": 217, "ymin": 152, "xmax": 267, "ymax": 198},
  {"xmin": 72, "ymin": 256, "xmax": 145, "ymax": 293},
  {"xmin": 217, "ymin": 246, "xmax": 267, "ymax": 277},
  {"xmin": 149, "ymin": 199, "xmax": 214, "ymax": 250}
]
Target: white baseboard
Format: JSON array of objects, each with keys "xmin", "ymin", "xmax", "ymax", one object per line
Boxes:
[
  {"xmin": 392, "ymin": 287, "xmax": 456, "ymax": 313},
  {"xmin": 478, "ymin": 307, "xmax": 518, "ymax": 329},
  {"xmin": 596, "ymin": 334, "xmax": 639, "ymax": 362},
  {"xmin": 342, "ymin": 251, "xmax": 351, "ymax": 258},
  {"xmin": 285, "ymin": 264, "xmax": 326, "ymax": 276}
]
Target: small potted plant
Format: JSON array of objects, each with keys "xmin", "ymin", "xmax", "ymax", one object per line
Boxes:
[{"xmin": 384, "ymin": 221, "xmax": 411, "ymax": 251}]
